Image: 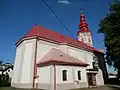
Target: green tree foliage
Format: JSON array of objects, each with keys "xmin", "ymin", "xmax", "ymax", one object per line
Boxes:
[
  {"xmin": 0, "ymin": 61, "xmax": 2, "ymax": 65},
  {"xmin": 98, "ymin": 0, "xmax": 120, "ymax": 77}
]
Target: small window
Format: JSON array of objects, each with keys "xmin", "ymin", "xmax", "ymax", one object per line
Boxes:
[
  {"xmin": 62, "ymin": 70, "xmax": 67, "ymax": 81},
  {"xmin": 81, "ymin": 37, "xmax": 84, "ymax": 41},
  {"xmin": 78, "ymin": 71, "xmax": 81, "ymax": 80},
  {"xmin": 88, "ymin": 38, "xmax": 91, "ymax": 43}
]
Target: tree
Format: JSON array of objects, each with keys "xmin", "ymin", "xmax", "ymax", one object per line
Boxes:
[
  {"xmin": 98, "ymin": 0, "xmax": 120, "ymax": 78},
  {"xmin": 0, "ymin": 60, "xmax": 3, "ymax": 73},
  {"xmin": 0, "ymin": 60, "xmax": 2, "ymax": 65}
]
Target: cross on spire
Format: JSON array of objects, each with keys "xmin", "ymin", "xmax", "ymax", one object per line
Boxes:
[
  {"xmin": 77, "ymin": 10, "xmax": 91, "ymax": 35},
  {"xmin": 80, "ymin": 8, "xmax": 83, "ymax": 14}
]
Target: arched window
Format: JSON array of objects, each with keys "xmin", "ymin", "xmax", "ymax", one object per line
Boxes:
[
  {"xmin": 62, "ymin": 70, "xmax": 67, "ymax": 81},
  {"xmin": 88, "ymin": 38, "xmax": 91, "ymax": 43},
  {"xmin": 78, "ymin": 71, "xmax": 81, "ymax": 80}
]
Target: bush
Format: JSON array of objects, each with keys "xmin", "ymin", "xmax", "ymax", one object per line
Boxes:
[
  {"xmin": 0, "ymin": 74, "xmax": 11, "ymax": 87},
  {"xmin": 108, "ymin": 78, "xmax": 120, "ymax": 85},
  {"xmin": 0, "ymin": 80, "xmax": 10, "ymax": 87}
]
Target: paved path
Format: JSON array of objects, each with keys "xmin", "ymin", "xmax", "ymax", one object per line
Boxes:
[
  {"xmin": 79, "ymin": 85, "xmax": 120, "ymax": 90},
  {"xmin": 1, "ymin": 85, "xmax": 120, "ymax": 90}
]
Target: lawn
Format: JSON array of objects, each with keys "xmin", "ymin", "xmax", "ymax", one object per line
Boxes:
[
  {"xmin": 0, "ymin": 86, "xmax": 107, "ymax": 90},
  {"xmin": 0, "ymin": 85, "xmax": 120, "ymax": 90},
  {"xmin": 0, "ymin": 87, "xmax": 44, "ymax": 90}
]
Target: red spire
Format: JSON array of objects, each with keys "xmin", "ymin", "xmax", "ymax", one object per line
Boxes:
[{"xmin": 77, "ymin": 11, "xmax": 91, "ymax": 35}]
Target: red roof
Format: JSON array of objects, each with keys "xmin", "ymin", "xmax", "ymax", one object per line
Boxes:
[
  {"xmin": 22, "ymin": 24, "xmax": 102, "ymax": 53},
  {"xmin": 37, "ymin": 48, "xmax": 88, "ymax": 67}
]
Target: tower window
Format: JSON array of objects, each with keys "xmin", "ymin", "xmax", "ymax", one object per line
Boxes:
[
  {"xmin": 89, "ymin": 38, "xmax": 91, "ymax": 43},
  {"xmin": 78, "ymin": 71, "xmax": 81, "ymax": 80},
  {"xmin": 81, "ymin": 37, "xmax": 84, "ymax": 41},
  {"xmin": 62, "ymin": 70, "xmax": 67, "ymax": 81}
]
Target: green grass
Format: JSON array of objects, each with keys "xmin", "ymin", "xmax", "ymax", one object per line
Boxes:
[
  {"xmin": 0, "ymin": 86, "xmax": 105, "ymax": 90},
  {"xmin": 0, "ymin": 87, "xmax": 44, "ymax": 90},
  {"xmin": 1, "ymin": 85, "xmax": 120, "ymax": 90}
]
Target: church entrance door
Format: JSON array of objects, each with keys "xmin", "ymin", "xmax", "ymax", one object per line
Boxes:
[{"xmin": 87, "ymin": 73, "xmax": 96, "ymax": 86}]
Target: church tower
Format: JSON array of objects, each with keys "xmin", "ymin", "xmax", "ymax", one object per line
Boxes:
[{"xmin": 77, "ymin": 11, "xmax": 93, "ymax": 46}]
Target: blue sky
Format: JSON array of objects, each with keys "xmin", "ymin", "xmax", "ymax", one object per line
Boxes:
[{"xmin": 0, "ymin": 0, "xmax": 116, "ymax": 73}]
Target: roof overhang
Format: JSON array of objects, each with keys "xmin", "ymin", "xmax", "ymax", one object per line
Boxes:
[
  {"xmin": 37, "ymin": 60, "xmax": 89, "ymax": 67},
  {"xmin": 16, "ymin": 36, "xmax": 103, "ymax": 54},
  {"xmin": 86, "ymin": 68, "xmax": 99, "ymax": 74}
]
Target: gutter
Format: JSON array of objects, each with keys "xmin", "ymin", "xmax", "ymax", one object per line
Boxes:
[
  {"xmin": 33, "ymin": 36, "xmax": 38, "ymax": 88},
  {"xmin": 53, "ymin": 64, "xmax": 56, "ymax": 90}
]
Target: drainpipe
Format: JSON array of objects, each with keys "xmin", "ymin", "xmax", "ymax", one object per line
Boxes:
[
  {"xmin": 53, "ymin": 64, "xmax": 56, "ymax": 90},
  {"xmin": 33, "ymin": 36, "xmax": 38, "ymax": 88}
]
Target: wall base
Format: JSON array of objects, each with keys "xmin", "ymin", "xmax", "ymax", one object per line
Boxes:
[
  {"xmin": 11, "ymin": 82, "xmax": 88, "ymax": 90},
  {"xmin": 11, "ymin": 83, "xmax": 33, "ymax": 89}
]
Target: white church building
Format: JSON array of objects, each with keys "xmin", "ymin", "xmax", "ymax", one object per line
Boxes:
[{"xmin": 11, "ymin": 12, "xmax": 107, "ymax": 90}]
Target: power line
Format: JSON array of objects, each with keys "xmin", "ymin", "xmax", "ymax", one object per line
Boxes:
[{"xmin": 41, "ymin": 0, "xmax": 75, "ymax": 37}]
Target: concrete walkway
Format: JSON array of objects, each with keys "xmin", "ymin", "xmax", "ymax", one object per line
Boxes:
[
  {"xmin": 1, "ymin": 85, "xmax": 120, "ymax": 90},
  {"xmin": 73, "ymin": 85, "xmax": 120, "ymax": 90}
]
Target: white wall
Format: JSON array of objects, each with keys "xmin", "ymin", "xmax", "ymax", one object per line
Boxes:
[
  {"xmin": 36, "ymin": 40, "xmax": 94, "ymax": 70},
  {"xmin": 78, "ymin": 32, "xmax": 93, "ymax": 46},
  {"xmin": 17, "ymin": 43, "xmax": 25, "ymax": 83},
  {"xmin": 96, "ymin": 69, "xmax": 104, "ymax": 86},
  {"xmin": 37, "ymin": 65, "xmax": 52, "ymax": 84},
  {"xmin": 56, "ymin": 65, "xmax": 73, "ymax": 84},
  {"xmin": 12, "ymin": 38, "xmax": 36, "ymax": 85},
  {"xmin": 74, "ymin": 67, "xmax": 87, "ymax": 82},
  {"xmin": 37, "ymin": 65, "xmax": 54, "ymax": 90},
  {"xmin": 59, "ymin": 45, "xmax": 68, "ymax": 54},
  {"xmin": 36, "ymin": 40, "xmax": 59, "ymax": 62},
  {"xmin": 20, "ymin": 39, "xmax": 36, "ymax": 83},
  {"xmin": 56, "ymin": 65, "xmax": 87, "ymax": 84},
  {"xmin": 67, "ymin": 46, "xmax": 86, "ymax": 62},
  {"xmin": 12, "ymin": 42, "xmax": 25, "ymax": 83},
  {"xmin": 86, "ymin": 52, "xmax": 94, "ymax": 69}
]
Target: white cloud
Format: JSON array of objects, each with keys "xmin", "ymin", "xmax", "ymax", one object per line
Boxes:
[{"xmin": 58, "ymin": 0, "xmax": 70, "ymax": 4}]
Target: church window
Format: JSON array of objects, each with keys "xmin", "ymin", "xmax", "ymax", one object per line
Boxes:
[
  {"xmin": 62, "ymin": 70, "xmax": 67, "ymax": 81},
  {"xmin": 88, "ymin": 38, "xmax": 91, "ymax": 43},
  {"xmin": 78, "ymin": 71, "xmax": 81, "ymax": 80},
  {"xmin": 81, "ymin": 37, "xmax": 84, "ymax": 41}
]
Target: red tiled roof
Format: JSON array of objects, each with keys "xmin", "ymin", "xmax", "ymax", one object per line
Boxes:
[
  {"xmin": 37, "ymin": 48, "xmax": 89, "ymax": 67},
  {"xmin": 22, "ymin": 24, "xmax": 102, "ymax": 53}
]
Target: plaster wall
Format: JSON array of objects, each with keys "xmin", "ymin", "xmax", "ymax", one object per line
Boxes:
[
  {"xmin": 67, "ymin": 46, "xmax": 86, "ymax": 62},
  {"xmin": 56, "ymin": 65, "xmax": 87, "ymax": 84},
  {"xmin": 11, "ymin": 42, "xmax": 24, "ymax": 84},
  {"xmin": 96, "ymin": 69, "xmax": 104, "ymax": 86},
  {"xmin": 37, "ymin": 65, "xmax": 54, "ymax": 90},
  {"xmin": 56, "ymin": 65, "xmax": 88, "ymax": 90},
  {"xmin": 20, "ymin": 39, "xmax": 36, "ymax": 84},
  {"xmin": 36, "ymin": 40, "xmax": 59, "ymax": 62},
  {"xmin": 12, "ymin": 39, "xmax": 36, "ymax": 88}
]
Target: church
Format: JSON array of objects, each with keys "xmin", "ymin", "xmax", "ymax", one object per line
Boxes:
[{"xmin": 11, "ymin": 12, "xmax": 108, "ymax": 90}]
